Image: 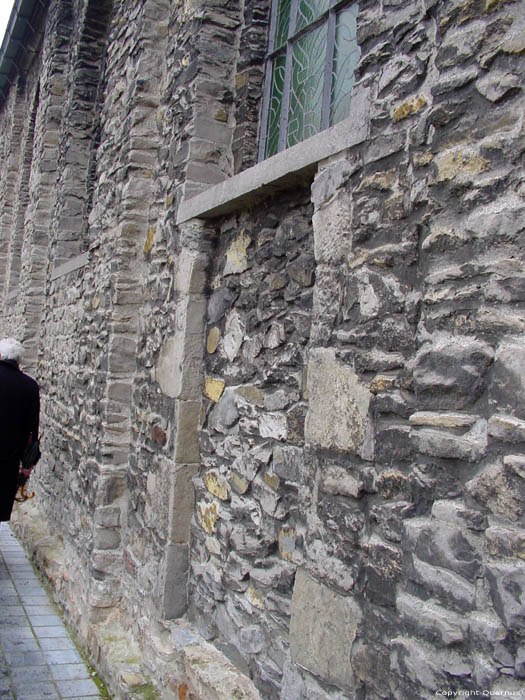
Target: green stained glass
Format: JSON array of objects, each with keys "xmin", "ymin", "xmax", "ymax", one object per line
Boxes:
[
  {"xmin": 296, "ymin": 0, "xmax": 330, "ymax": 32},
  {"xmin": 330, "ymin": 3, "xmax": 360, "ymax": 125},
  {"xmin": 265, "ymin": 54, "xmax": 287, "ymax": 158},
  {"xmin": 274, "ymin": 0, "xmax": 292, "ymax": 48},
  {"xmin": 287, "ymin": 23, "xmax": 327, "ymax": 147}
]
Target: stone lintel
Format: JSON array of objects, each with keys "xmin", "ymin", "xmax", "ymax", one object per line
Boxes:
[
  {"xmin": 50, "ymin": 251, "xmax": 89, "ymax": 280},
  {"xmin": 176, "ymin": 96, "xmax": 369, "ymax": 224}
]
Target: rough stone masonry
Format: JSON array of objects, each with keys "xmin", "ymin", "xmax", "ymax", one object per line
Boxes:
[{"xmin": 1, "ymin": 0, "xmax": 525, "ymax": 698}]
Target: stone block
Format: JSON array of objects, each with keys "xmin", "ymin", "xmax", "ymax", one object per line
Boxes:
[
  {"xmin": 486, "ymin": 562, "xmax": 525, "ymax": 631},
  {"xmin": 208, "ymin": 389, "xmax": 239, "ymax": 434},
  {"xmin": 174, "ymin": 401, "xmax": 201, "ymax": 463},
  {"xmin": 396, "ymin": 591, "xmax": 465, "ymax": 646},
  {"xmin": 405, "ymin": 519, "xmax": 481, "ymax": 581},
  {"xmin": 223, "ymin": 230, "xmax": 251, "ymax": 276},
  {"xmin": 168, "ymin": 463, "xmax": 199, "ymax": 544},
  {"xmin": 320, "ymin": 465, "xmax": 363, "ymax": 499},
  {"xmin": 365, "ymin": 537, "xmax": 402, "ymax": 607},
  {"xmin": 290, "ymin": 569, "xmax": 361, "ymax": 691},
  {"xmin": 466, "ymin": 460, "xmax": 523, "ymax": 522},
  {"xmin": 488, "ymin": 414, "xmax": 525, "ymax": 442},
  {"xmin": 312, "ymin": 190, "xmax": 353, "ymax": 264},
  {"xmin": 156, "ymin": 544, "xmax": 189, "ymax": 619},
  {"xmin": 485, "ymin": 526, "xmax": 525, "ymax": 560},
  {"xmin": 412, "ymin": 419, "xmax": 488, "ymax": 462},
  {"xmin": 412, "ymin": 334, "xmax": 493, "ymax": 410},
  {"xmin": 476, "ymin": 70, "xmax": 521, "ymax": 102},
  {"xmin": 311, "ymin": 157, "xmax": 358, "ymax": 209},
  {"xmin": 490, "ymin": 339, "xmax": 525, "ymax": 420},
  {"xmin": 431, "ymin": 500, "xmax": 487, "ymax": 531},
  {"xmin": 390, "ymin": 637, "xmax": 448, "ymax": 692},
  {"xmin": 156, "ymin": 332, "xmax": 204, "ymax": 400},
  {"xmin": 305, "ymin": 348, "xmax": 374, "ymax": 460}
]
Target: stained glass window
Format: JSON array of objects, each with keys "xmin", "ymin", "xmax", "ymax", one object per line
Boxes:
[{"xmin": 260, "ymin": 0, "xmax": 360, "ymax": 160}]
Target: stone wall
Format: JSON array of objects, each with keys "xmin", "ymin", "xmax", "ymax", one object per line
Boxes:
[{"xmin": 1, "ymin": 0, "xmax": 525, "ymax": 698}]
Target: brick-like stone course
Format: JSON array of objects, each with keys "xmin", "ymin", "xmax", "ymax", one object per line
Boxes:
[{"xmin": 1, "ymin": 0, "xmax": 525, "ymax": 698}]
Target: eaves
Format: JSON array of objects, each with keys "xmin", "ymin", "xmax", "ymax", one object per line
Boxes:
[{"xmin": 0, "ymin": 0, "xmax": 48, "ymax": 105}]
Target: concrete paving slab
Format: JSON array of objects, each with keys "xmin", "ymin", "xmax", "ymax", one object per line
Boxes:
[{"xmin": 0, "ymin": 525, "xmax": 107, "ymax": 699}]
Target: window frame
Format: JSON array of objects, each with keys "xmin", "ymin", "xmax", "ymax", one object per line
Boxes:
[{"xmin": 258, "ymin": 0, "xmax": 358, "ymax": 161}]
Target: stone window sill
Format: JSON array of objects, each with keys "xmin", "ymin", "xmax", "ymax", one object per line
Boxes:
[{"xmin": 176, "ymin": 86, "xmax": 370, "ymax": 225}]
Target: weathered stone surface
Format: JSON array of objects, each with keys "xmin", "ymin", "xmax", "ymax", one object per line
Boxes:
[
  {"xmin": 290, "ymin": 569, "xmax": 361, "ymax": 691},
  {"xmin": 405, "ymin": 519, "xmax": 482, "ymax": 581},
  {"xmin": 396, "ymin": 591, "xmax": 466, "ymax": 646},
  {"xmin": 412, "ymin": 335, "xmax": 494, "ymax": 410},
  {"xmin": 466, "ymin": 460, "xmax": 524, "ymax": 522},
  {"xmin": 412, "ymin": 419, "xmax": 488, "ymax": 462},
  {"xmin": 312, "ymin": 191, "xmax": 353, "ymax": 264},
  {"xmin": 320, "ymin": 465, "xmax": 363, "ymax": 499},
  {"xmin": 490, "ymin": 340, "xmax": 525, "ymax": 420},
  {"xmin": 305, "ymin": 348, "xmax": 374, "ymax": 459},
  {"xmin": 4, "ymin": 0, "xmax": 525, "ymax": 697},
  {"xmin": 486, "ymin": 563, "xmax": 525, "ymax": 631},
  {"xmin": 488, "ymin": 414, "xmax": 525, "ymax": 442}
]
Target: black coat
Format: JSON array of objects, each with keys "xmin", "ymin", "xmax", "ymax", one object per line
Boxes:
[{"xmin": 0, "ymin": 359, "xmax": 40, "ymax": 520}]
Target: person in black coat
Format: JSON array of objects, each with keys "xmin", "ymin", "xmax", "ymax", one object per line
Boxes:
[{"xmin": 0, "ymin": 338, "xmax": 40, "ymax": 521}]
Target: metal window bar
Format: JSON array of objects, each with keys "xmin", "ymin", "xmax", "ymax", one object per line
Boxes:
[
  {"xmin": 257, "ymin": 0, "xmax": 280, "ymax": 162},
  {"xmin": 320, "ymin": 7, "xmax": 336, "ymax": 131},
  {"xmin": 259, "ymin": 0, "xmax": 355, "ymax": 160},
  {"xmin": 277, "ymin": 0, "xmax": 298, "ymax": 153}
]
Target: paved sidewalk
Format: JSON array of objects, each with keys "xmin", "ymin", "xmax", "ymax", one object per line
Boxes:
[{"xmin": 0, "ymin": 524, "xmax": 106, "ymax": 700}]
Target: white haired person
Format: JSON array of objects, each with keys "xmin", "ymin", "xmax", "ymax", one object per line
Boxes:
[{"xmin": 0, "ymin": 338, "xmax": 40, "ymax": 521}]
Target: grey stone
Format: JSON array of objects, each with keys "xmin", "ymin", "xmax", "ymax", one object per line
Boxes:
[
  {"xmin": 486, "ymin": 562, "xmax": 525, "ymax": 631},
  {"xmin": 238, "ymin": 625, "xmax": 265, "ymax": 654},
  {"xmin": 305, "ymin": 348, "xmax": 374, "ymax": 460},
  {"xmin": 290, "ymin": 569, "xmax": 361, "ymax": 691},
  {"xmin": 311, "ymin": 158, "xmax": 358, "ymax": 209},
  {"xmin": 405, "ymin": 519, "xmax": 481, "ymax": 580},
  {"xmin": 490, "ymin": 340, "xmax": 525, "ymax": 420},
  {"xmin": 208, "ymin": 389, "xmax": 240, "ymax": 434},
  {"xmin": 319, "ymin": 466, "xmax": 363, "ymax": 499},
  {"xmin": 466, "ymin": 460, "xmax": 524, "ymax": 523},
  {"xmin": 476, "ymin": 70, "xmax": 522, "ymax": 102},
  {"xmin": 396, "ymin": 591, "xmax": 466, "ymax": 646},
  {"xmin": 412, "ymin": 334, "xmax": 494, "ymax": 410},
  {"xmin": 156, "ymin": 544, "xmax": 189, "ymax": 619},
  {"xmin": 413, "ymin": 419, "xmax": 488, "ymax": 462}
]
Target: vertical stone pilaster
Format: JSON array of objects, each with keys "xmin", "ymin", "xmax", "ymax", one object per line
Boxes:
[{"xmin": 155, "ymin": 218, "xmax": 213, "ymax": 619}]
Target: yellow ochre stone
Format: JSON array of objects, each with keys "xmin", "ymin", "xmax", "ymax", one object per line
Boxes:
[
  {"xmin": 264, "ymin": 473, "xmax": 280, "ymax": 491},
  {"xmin": 235, "ymin": 72, "xmax": 248, "ymax": 89},
  {"xmin": 204, "ymin": 377, "xmax": 225, "ymax": 402},
  {"xmin": 413, "ymin": 152, "xmax": 433, "ymax": 168},
  {"xmin": 246, "ymin": 585, "xmax": 265, "ymax": 610},
  {"xmin": 357, "ymin": 169, "xmax": 396, "ymax": 192},
  {"xmin": 393, "ymin": 94, "xmax": 427, "ymax": 122},
  {"xmin": 204, "ymin": 471, "xmax": 230, "ymax": 501},
  {"xmin": 231, "ymin": 472, "xmax": 249, "ymax": 495},
  {"xmin": 143, "ymin": 226, "xmax": 155, "ymax": 254},
  {"xmin": 434, "ymin": 148, "xmax": 491, "ymax": 183},
  {"xmin": 197, "ymin": 501, "xmax": 219, "ymax": 535},
  {"xmin": 215, "ymin": 108, "xmax": 228, "ymax": 122},
  {"xmin": 369, "ymin": 375, "xmax": 396, "ymax": 394},
  {"xmin": 224, "ymin": 230, "xmax": 251, "ymax": 275},
  {"xmin": 206, "ymin": 327, "xmax": 220, "ymax": 354},
  {"xmin": 485, "ymin": 0, "xmax": 516, "ymax": 12},
  {"xmin": 235, "ymin": 385, "xmax": 264, "ymax": 406}
]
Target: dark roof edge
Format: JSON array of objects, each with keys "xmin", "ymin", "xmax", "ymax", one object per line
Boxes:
[{"xmin": 0, "ymin": 0, "xmax": 46, "ymax": 106}]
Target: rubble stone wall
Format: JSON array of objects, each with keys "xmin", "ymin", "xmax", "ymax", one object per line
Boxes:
[{"xmin": 1, "ymin": 0, "xmax": 525, "ymax": 698}]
